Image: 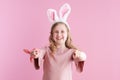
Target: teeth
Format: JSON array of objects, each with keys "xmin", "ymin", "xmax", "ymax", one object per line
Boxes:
[{"xmin": 57, "ymin": 37, "xmax": 63, "ymax": 40}]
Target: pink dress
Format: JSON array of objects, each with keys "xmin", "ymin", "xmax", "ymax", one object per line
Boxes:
[{"xmin": 38, "ymin": 46, "xmax": 84, "ymax": 80}]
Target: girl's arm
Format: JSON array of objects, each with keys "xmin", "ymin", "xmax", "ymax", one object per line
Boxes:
[
  {"xmin": 23, "ymin": 47, "xmax": 46, "ymax": 70},
  {"xmin": 31, "ymin": 48, "xmax": 46, "ymax": 70},
  {"xmin": 72, "ymin": 50, "xmax": 87, "ymax": 72}
]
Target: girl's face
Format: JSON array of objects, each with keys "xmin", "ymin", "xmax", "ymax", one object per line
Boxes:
[{"xmin": 52, "ymin": 23, "xmax": 68, "ymax": 46}]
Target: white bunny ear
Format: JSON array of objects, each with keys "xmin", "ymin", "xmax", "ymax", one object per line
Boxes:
[
  {"xmin": 59, "ymin": 3, "xmax": 71, "ymax": 21},
  {"xmin": 47, "ymin": 9, "xmax": 59, "ymax": 22}
]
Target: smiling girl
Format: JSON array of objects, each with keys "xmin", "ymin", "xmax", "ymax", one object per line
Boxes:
[{"xmin": 24, "ymin": 3, "xmax": 86, "ymax": 80}]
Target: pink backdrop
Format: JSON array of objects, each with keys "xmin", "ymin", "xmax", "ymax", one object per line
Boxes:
[{"xmin": 0, "ymin": 0, "xmax": 120, "ymax": 80}]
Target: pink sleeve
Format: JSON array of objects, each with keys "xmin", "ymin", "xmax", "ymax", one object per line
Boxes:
[
  {"xmin": 74, "ymin": 61, "xmax": 85, "ymax": 72},
  {"xmin": 38, "ymin": 46, "xmax": 47, "ymax": 65}
]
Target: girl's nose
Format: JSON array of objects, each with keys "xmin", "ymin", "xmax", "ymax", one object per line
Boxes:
[{"xmin": 57, "ymin": 32, "xmax": 62, "ymax": 36}]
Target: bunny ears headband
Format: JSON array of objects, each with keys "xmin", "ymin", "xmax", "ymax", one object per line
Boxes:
[{"xmin": 47, "ymin": 3, "xmax": 71, "ymax": 30}]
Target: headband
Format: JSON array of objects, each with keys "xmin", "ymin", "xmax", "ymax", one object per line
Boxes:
[{"xmin": 47, "ymin": 3, "xmax": 71, "ymax": 30}]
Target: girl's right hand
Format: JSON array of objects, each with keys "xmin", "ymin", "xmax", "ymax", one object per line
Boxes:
[{"xmin": 30, "ymin": 48, "xmax": 40, "ymax": 59}]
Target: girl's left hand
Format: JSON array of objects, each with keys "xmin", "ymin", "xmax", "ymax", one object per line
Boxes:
[{"xmin": 73, "ymin": 50, "xmax": 86, "ymax": 61}]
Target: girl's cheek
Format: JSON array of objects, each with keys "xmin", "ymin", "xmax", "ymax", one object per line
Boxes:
[
  {"xmin": 53, "ymin": 34, "xmax": 57, "ymax": 40},
  {"xmin": 64, "ymin": 34, "xmax": 67, "ymax": 39}
]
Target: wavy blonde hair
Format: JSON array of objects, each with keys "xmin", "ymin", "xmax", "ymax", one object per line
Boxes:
[
  {"xmin": 34, "ymin": 22, "xmax": 85, "ymax": 72},
  {"xmin": 49, "ymin": 22, "xmax": 77, "ymax": 54}
]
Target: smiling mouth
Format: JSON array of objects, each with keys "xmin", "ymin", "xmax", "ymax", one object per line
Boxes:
[{"xmin": 56, "ymin": 37, "xmax": 63, "ymax": 40}]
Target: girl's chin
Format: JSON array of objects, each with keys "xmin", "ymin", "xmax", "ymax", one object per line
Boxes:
[{"xmin": 55, "ymin": 41, "xmax": 65, "ymax": 45}]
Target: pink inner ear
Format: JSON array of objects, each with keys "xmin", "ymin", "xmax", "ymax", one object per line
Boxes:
[
  {"xmin": 62, "ymin": 5, "xmax": 69, "ymax": 17},
  {"xmin": 50, "ymin": 12, "xmax": 55, "ymax": 21},
  {"xmin": 23, "ymin": 49, "xmax": 30, "ymax": 54}
]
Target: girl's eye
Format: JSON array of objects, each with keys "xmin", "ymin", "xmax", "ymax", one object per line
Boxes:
[
  {"xmin": 54, "ymin": 31, "xmax": 59, "ymax": 33},
  {"xmin": 61, "ymin": 31, "xmax": 64, "ymax": 33},
  {"xmin": 53, "ymin": 30, "xmax": 65, "ymax": 34}
]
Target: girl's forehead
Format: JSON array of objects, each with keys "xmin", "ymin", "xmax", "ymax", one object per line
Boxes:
[{"xmin": 54, "ymin": 24, "xmax": 67, "ymax": 30}]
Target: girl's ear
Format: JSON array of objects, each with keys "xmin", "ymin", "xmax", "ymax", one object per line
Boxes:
[
  {"xmin": 47, "ymin": 9, "xmax": 59, "ymax": 22},
  {"xmin": 59, "ymin": 3, "xmax": 71, "ymax": 21}
]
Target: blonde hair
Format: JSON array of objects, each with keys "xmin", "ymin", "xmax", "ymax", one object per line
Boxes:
[
  {"xmin": 34, "ymin": 22, "xmax": 85, "ymax": 72},
  {"xmin": 49, "ymin": 22, "xmax": 77, "ymax": 54}
]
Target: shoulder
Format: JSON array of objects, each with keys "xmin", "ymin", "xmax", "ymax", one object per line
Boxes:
[
  {"xmin": 39, "ymin": 46, "xmax": 50, "ymax": 53},
  {"xmin": 69, "ymin": 48, "xmax": 76, "ymax": 53},
  {"xmin": 66, "ymin": 48, "xmax": 76, "ymax": 56}
]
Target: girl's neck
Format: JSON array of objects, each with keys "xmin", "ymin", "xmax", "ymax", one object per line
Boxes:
[
  {"xmin": 56, "ymin": 44, "xmax": 66, "ymax": 49},
  {"xmin": 56, "ymin": 44, "xmax": 68, "ymax": 53}
]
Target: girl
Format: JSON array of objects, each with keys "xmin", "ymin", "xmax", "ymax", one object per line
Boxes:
[{"xmin": 24, "ymin": 3, "xmax": 86, "ymax": 80}]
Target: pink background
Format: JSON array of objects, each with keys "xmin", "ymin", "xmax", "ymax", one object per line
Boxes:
[{"xmin": 0, "ymin": 0, "xmax": 120, "ymax": 80}]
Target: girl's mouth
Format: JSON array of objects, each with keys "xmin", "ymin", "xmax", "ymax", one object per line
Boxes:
[{"xmin": 56, "ymin": 37, "xmax": 63, "ymax": 40}]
